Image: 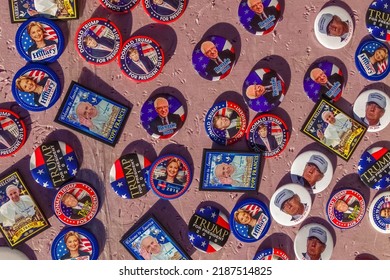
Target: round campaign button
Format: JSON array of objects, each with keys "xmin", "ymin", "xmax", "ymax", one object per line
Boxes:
[
  {"xmin": 51, "ymin": 227, "xmax": 99, "ymax": 260},
  {"xmin": 192, "ymin": 35, "xmax": 236, "ymax": 81},
  {"xmin": 142, "ymin": 0, "xmax": 187, "ymax": 23},
  {"xmin": 53, "ymin": 182, "xmax": 99, "ymax": 226},
  {"xmin": 353, "ymin": 89, "xmax": 389, "ymax": 132},
  {"xmin": 140, "ymin": 93, "xmax": 185, "ymax": 139},
  {"xmin": 238, "ymin": 0, "xmax": 282, "ymax": 35},
  {"xmin": 12, "ymin": 64, "xmax": 61, "ymax": 112},
  {"xmin": 15, "ymin": 17, "xmax": 64, "ymax": 63},
  {"xmin": 242, "ymin": 68, "xmax": 286, "ymax": 113},
  {"xmin": 290, "ymin": 150, "xmax": 333, "ymax": 194},
  {"xmin": 253, "ymin": 248, "xmax": 289, "ymax": 260},
  {"xmin": 366, "ymin": 0, "xmax": 390, "ymax": 42},
  {"xmin": 326, "ymin": 188, "xmax": 366, "ymax": 229},
  {"xmin": 75, "ymin": 18, "xmax": 122, "ymax": 65},
  {"xmin": 314, "ymin": 5, "xmax": 354, "ymax": 49},
  {"xmin": 188, "ymin": 205, "xmax": 230, "ymax": 253},
  {"xmin": 229, "ymin": 198, "xmax": 271, "ymax": 243},
  {"xmin": 246, "ymin": 114, "xmax": 289, "ymax": 158},
  {"xmin": 357, "ymin": 146, "xmax": 390, "ymax": 190},
  {"xmin": 109, "ymin": 153, "xmax": 152, "ymax": 199},
  {"xmin": 0, "ymin": 247, "xmax": 29, "ymax": 260},
  {"xmin": 204, "ymin": 101, "xmax": 247, "ymax": 145},
  {"xmin": 100, "ymin": 0, "xmax": 140, "ymax": 13},
  {"xmin": 30, "ymin": 141, "xmax": 79, "ymax": 189},
  {"xmin": 148, "ymin": 154, "xmax": 192, "ymax": 200},
  {"xmin": 303, "ymin": 61, "xmax": 344, "ymax": 103},
  {"xmin": 355, "ymin": 39, "xmax": 390, "ymax": 81},
  {"xmin": 294, "ymin": 223, "xmax": 333, "ymax": 260},
  {"xmin": 369, "ymin": 191, "xmax": 390, "ymax": 233},
  {"xmin": 270, "ymin": 183, "xmax": 312, "ymax": 227},
  {"xmin": 0, "ymin": 109, "xmax": 26, "ymax": 158},
  {"xmin": 119, "ymin": 36, "xmax": 164, "ymax": 82}
]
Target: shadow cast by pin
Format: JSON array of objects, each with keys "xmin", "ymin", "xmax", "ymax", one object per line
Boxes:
[{"xmin": 121, "ymin": 139, "xmax": 158, "ymax": 162}]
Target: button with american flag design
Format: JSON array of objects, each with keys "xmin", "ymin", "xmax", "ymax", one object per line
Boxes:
[
  {"xmin": 357, "ymin": 146, "xmax": 390, "ymax": 190},
  {"xmin": 253, "ymin": 248, "xmax": 289, "ymax": 260},
  {"xmin": 246, "ymin": 113, "xmax": 289, "ymax": 158},
  {"xmin": 119, "ymin": 35, "xmax": 164, "ymax": 82},
  {"xmin": 303, "ymin": 60, "xmax": 344, "ymax": 103},
  {"xmin": 12, "ymin": 64, "xmax": 61, "ymax": 112},
  {"xmin": 140, "ymin": 93, "xmax": 186, "ymax": 139},
  {"xmin": 110, "ymin": 153, "xmax": 152, "ymax": 199},
  {"xmin": 205, "ymin": 100, "xmax": 248, "ymax": 146},
  {"xmin": 238, "ymin": 0, "xmax": 282, "ymax": 36},
  {"xmin": 366, "ymin": 0, "xmax": 390, "ymax": 42},
  {"xmin": 100, "ymin": 0, "xmax": 140, "ymax": 13},
  {"xmin": 142, "ymin": 0, "xmax": 187, "ymax": 24},
  {"xmin": 148, "ymin": 154, "xmax": 192, "ymax": 200},
  {"xmin": 75, "ymin": 18, "xmax": 122, "ymax": 65},
  {"xmin": 326, "ymin": 188, "xmax": 366, "ymax": 229},
  {"xmin": 192, "ymin": 35, "xmax": 236, "ymax": 81},
  {"xmin": 30, "ymin": 141, "xmax": 79, "ymax": 189},
  {"xmin": 53, "ymin": 182, "xmax": 99, "ymax": 226},
  {"xmin": 51, "ymin": 227, "xmax": 99, "ymax": 260},
  {"xmin": 188, "ymin": 205, "xmax": 230, "ymax": 253},
  {"xmin": 230, "ymin": 198, "xmax": 271, "ymax": 243},
  {"xmin": 355, "ymin": 39, "xmax": 390, "ymax": 81},
  {"xmin": 0, "ymin": 109, "xmax": 26, "ymax": 157},
  {"xmin": 15, "ymin": 17, "xmax": 64, "ymax": 63},
  {"xmin": 243, "ymin": 68, "xmax": 286, "ymax": 113}
]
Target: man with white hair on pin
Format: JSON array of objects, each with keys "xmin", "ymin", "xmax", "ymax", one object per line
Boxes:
[
  {"xmin": 292, "ymin": 154, "xmax": 328, "ymax": 191},
  {"xmin": 317, "ymin": 110, "xmax": 352, "ymax": 147},
  {"xmin": 247, "ymin": 0, "xmax": 279, "ymax": 32},
  {"xmin": 361, "ymin": 92, "xmax": 386, "ymax": 128},
  {"xmin": 302, "ymin": 226, "xmax": 327, "ymax": 260},
  {"xmin": 0, "ymin": 185, "xmax": 36, "ymax": 227},
  {"xmin": 318, "ymin": 13, "xmax": 350, "ymax": 41}
]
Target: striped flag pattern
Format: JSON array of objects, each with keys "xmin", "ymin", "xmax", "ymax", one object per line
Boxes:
[
  {"xmin": 0, "ymin": 116, "xmax": 18, "ymax": 137},
  {"xmin": 27, "ymin": 70, "xmax": 46, "ymax": 83}
]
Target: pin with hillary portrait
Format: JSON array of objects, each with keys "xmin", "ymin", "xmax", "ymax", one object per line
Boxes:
[
  {"xmin": 15, "ymin": 17, "xmax": 64, "ymax": 63},
  {"xmin": 188, "ymin": 205, "xmax": 230, "ymax": 253},
  {"xmin": 192, "ymin": 35, "xmax": 236, "ymax": 81},
  {"xmin": 243, "ymin": 68, "xmax": 286, "ymax": 113},
  {"xmin": 355, "ymin": 39, "xmax": 390, "ymax": 81},
  {"xmin": 303, "ymin": 61, "xmax": 344, "ymax": 103}
]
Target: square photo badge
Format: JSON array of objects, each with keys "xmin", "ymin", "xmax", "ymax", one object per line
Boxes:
[
  {"xmin": 0, "ymin": 170, "xmax": 50, "ymax": 248},
  {"xmin": 199, "ymin": 149, "xmax": 261, "ymax": 192},
  {"xmin": 120, "ymin": 216, "xmax": 190, "ymax": 260},
  {"xmin": 55, "ymin": 81, "xmax": 130, "ymax": 146},
  {"xmin": 301, "ymin": 98, "xmax": 367, "ymax": 161}
]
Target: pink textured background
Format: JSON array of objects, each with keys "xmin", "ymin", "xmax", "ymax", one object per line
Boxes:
[{"xmin": 0, "ymin": 0, "xmax": 389, "ymax": 260}]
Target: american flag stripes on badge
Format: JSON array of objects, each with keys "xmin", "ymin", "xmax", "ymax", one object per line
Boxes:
[
  {"xmin": 358, "ymin": 147, "xmax": 390, "ymax": 190},
  {"xmin": 0, "ymin": 116, "xmax": 18, "ymax": 137},
  {"xmin": 27, "ymin": 70, "xmax": 46, "ymax": 83},
  {"xmin": 188, "ymin": 206, "xmax": 230, "ymax": 253}
]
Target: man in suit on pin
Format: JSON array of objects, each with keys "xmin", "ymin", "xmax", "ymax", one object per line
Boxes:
[
  {"xmin": 61, "ymin": 192, "xmax": 92, "ymax": 220},
  {"xmin": 245, "ymin": 70, "xmax": 283, "ymax": 106},
  {"xmin": 149, "ymin": 97, "xmax": 183, "ymax": 136},
  {"xmin": 151, "ymin": 0, "xmax": 179, "ymax": 16},
  {"xmin": 83, "ymin": 34, "xmax": 115, "ymax": 57},
  {"xmin": 200, "ymin": 41, "xmax": 235, "ymax": 78},
  {"xmin": 255, "ymin": 123, "xmax": 278, "ymax": 152},
  {"xmin": 127, "ymin": 47, "xmax": 155, "ymax": 75},
  {"xmin": 310, "ymin": 68, "xmax": 343, "ymax": 99},
  {"xmin": 212, "ymin": 109, "xmax": 241, "ymax": 139},
  {"xmin": 334, "ymin": 199, "xmax": 360, "ymax": 222},
  {"xmin": 248, "ymin": 0, "xmax": 280, "ymax": 32}
]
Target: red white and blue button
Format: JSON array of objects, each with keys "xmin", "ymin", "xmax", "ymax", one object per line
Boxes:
[
  {"xmin": 30, "ymin": 141, "xmax": 79, "ymax": 189},
  {"xmin": 0, "ymin": 109, "xmax": 26, "ymax": 158},
  {"xmin": 253, "ymin": 248, "xmax": 289, "ymax": 260},
  {"xmin": 366, "ymin": 0, "xmax": 390, "ymax": 42},
  {"xmin": 100, "ymin": 0, "xmax": 140, "ymax": 13},
  {"xmin": 369, "ymin": 191, "xmax": 390, "ymax": 233},
  {"xmin": 188, "ymin": 205, "xmax": 230, "ymax": 253}
]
